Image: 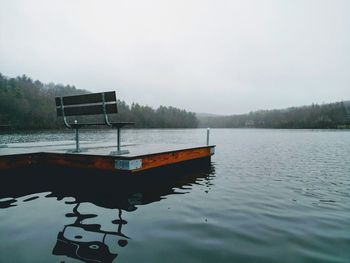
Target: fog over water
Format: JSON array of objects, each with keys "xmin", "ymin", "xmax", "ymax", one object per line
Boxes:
[{"xmin": 0, "ymin": 0, "xmax": 349, "ymax": 114}]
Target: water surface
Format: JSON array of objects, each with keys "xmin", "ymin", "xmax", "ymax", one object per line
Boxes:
[{"xmin": 0, "ymin": 129, "xmax": 349, "ymax": 262}]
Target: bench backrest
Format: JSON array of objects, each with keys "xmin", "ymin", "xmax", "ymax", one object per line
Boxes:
[{"xmin": 55, "ymin": 91, "xmax": 118, "ymax": 117}]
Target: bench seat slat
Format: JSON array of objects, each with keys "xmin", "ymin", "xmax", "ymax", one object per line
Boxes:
[
  {"xmin": 55, "ymin": 91, "xmax": 116, "ymax": 106},
  {"xmin": 57, "ymin": 103, "xmax": 117, "ymax": 116}
]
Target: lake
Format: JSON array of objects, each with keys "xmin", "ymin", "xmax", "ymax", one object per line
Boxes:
[{"xmin": 0, "ymin": 129, "xmax": 349, "ymax": 263}]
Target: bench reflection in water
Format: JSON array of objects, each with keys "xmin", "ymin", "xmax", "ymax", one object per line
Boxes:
[
  {"xmin": 0, "ymin": 163, "xmax": 215, "ymax": 263},
  {"xmin": 52, "ymin": 203, "xmax": 128, "ymax": 263}
]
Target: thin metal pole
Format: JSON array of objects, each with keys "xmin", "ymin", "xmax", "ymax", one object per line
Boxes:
[
  {"xmin": 117, "ymin": 127, "xmax": 121, "ymax": 152},
  {"xmin": 206, "ymin": 128, "xmax": 210, "ymax": 145},
  {"xmin": 75, "ymin": 120, "xmax": 79, "ymax": 152}
]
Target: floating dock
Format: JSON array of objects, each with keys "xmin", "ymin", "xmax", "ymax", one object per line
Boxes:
[{"xmin": 0, "ymin": 141, "xmax": 215, "ymax": 173}]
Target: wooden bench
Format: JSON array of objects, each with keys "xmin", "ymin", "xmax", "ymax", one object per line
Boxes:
[{"xmin": 55, "ymin": 91, "xmax": 134, "ymax": 154}]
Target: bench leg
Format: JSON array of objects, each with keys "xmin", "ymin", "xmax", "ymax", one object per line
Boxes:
[
  {"xmin": 75, "ymin": 127, "xmax": 80, "ymax": 152},
  {"xmin": 117, "ymin": 127, "xmax": 121, "ymax": 152},
  {"xmin": 110, "ymin": 127, "xmax": 129, "ymax": 155}
]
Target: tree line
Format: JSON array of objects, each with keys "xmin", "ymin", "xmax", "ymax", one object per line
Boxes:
[
  {"xmin": 0, "ymin": 73, "xmax": 197, "ymax": 129},
  {"xmin": 198, "ymin": 102, "xmax": 350, "ymax": 129},
  {"xmin": 1, "ymin": 73, "xmax": 349, "ymax": 130}
]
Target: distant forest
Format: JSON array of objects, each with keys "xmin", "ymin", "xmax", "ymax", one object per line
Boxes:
[
  {"xmin": 0, "ymin": 73, "xmax": 197, "ymax": 129},
  {"xmin": 198, "ymin": 102, "xmax": 350, "ymax": 129},
  {"xmin": 1, "ymin": 73, "xmax": 349, "ymax": 130}
]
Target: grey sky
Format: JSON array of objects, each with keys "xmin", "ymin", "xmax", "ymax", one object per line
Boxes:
[{"xmin": 1, "ymin": 0, "xmax": 349, "ymax": 114}]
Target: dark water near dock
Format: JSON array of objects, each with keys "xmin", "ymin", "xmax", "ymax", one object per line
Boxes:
[{"xmin": 1, "ymin": 129, "xmax": 350, "ymax": 263}]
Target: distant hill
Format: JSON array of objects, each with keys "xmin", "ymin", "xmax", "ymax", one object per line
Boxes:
[
  {"xmin": 196, "ymin": 112, "xmax": 223, "ymax": 118},
  {"xmin": 342, "ymin": 101, "xmax": 350, "ymax": 124},
  {"xmin": 343, "ymin": 101, "xmax": 350, "ymax": 112},
  {"xmin": 198, "ymin": 101, "xmax": 350, "ymax": 129}
]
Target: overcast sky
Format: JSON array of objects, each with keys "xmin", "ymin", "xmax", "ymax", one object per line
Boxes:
[{"xmin": 0, "ymin": 0, "xmax": 349, "ymax": 114}]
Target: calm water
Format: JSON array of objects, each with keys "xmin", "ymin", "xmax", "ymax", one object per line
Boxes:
[{"xmin": 0, "ymin": 129, "xmax": 350, "ymax": 263}]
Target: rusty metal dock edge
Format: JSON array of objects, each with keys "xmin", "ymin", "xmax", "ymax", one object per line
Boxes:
[{"xmin": 0, "ymin": 145, "xmax": 215, "ymax": 173}]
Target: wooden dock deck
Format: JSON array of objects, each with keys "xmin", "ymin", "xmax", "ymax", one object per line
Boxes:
[{"xmin": 0, "ymin": 141, "xmax": 215, "ymax": 173}]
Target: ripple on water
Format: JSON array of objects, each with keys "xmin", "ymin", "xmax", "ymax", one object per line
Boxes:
[{"xmin": 0, "ymin": 129, "xmax": 350, "ymax": 262}]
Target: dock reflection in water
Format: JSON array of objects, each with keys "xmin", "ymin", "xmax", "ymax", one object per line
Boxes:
[{"xmin": 0, "ymin": 164, "xmax": 215, "ymax": 263}]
